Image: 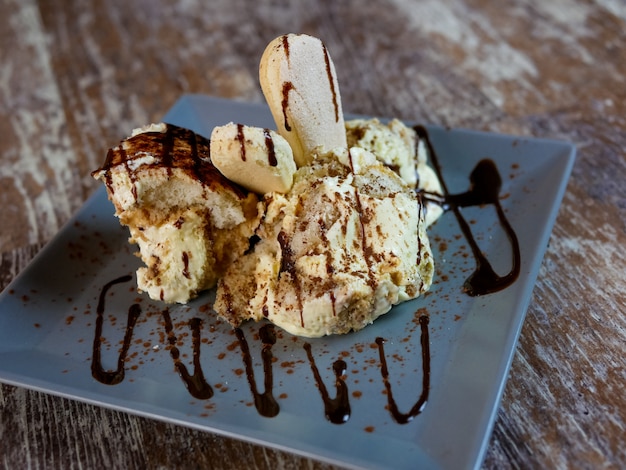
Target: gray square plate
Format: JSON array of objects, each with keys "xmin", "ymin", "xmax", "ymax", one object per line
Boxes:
[{"xmin": 0, "ymin": 96, "xmax": 575, "ymax": 469}]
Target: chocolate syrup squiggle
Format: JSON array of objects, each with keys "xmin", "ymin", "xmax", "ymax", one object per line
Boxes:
[
  {"xmin": 91, "ymin": 275, "xmax": 140, "ymax": 385},
  {"xmin": 415, "ymin": 126, "xmax": 521, "ymax": 296},
  {"xmin": 235, "ymin": 324, "xmax": 280, "ymax": 417},
  {"xmin": 162, "ymin": 309, "xmax": 213, "ymax": 400},
  {"xmin": 90, "ymin": 126, "xmax": 530, "ymax": 423},
  {"xmin": 376, "ymin": 314, "xmax": 430, "ymax": 424},
  {"xmin": 303, "ymin": 343, "xmax": 351, "ymax": 424},
  {"xmin": 91, "ymin": 280, "xmax": 433, "ymax": 425},
  {"xmin": 89, "ymin": 125, "xmax": 518, "ymax": 426}
]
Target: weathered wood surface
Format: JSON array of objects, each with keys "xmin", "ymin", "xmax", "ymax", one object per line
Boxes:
[{"xmin": 1, "ymin": 0, "xmax": 625, "ymax": 468}]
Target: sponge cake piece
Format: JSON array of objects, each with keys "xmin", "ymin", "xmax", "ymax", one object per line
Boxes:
[{"xmin": 92, "ymin": 123, "xmax": 262, "ymax": 303}]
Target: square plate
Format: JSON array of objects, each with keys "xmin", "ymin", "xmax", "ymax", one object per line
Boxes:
[{"xmin": 0, "ymin": 95, "xmax": 575, "ymax": 469}]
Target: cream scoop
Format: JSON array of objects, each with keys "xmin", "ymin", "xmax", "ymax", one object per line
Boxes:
[{"xmin": 214, "ymin": 147, "xmax": 434, "ymax": 337}]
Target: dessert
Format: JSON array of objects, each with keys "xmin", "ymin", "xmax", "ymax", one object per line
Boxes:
[
  {"xmin": 210, "ymin": 123, "xmax": 296, "ymax": 194},
  {"xmin": 345, "ymin": 118, "xmax": 444, "ymax": 227},
  {"xmin": 214, "ymin": 146, "xmax": 433, "ymax": 337},
  {"xmin": 91, "ymin": 123, "xmax": 262, "ymax": 304},
  {"xmin": 92, "ymin": 33, "xmax": 443, "ymax": 336},
  {"xmin": 259, "ymin": 33, "xmax": 347, "ymax": 166}
]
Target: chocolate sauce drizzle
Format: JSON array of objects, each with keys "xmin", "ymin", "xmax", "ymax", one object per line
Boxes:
[
  {"xmin": 182, "ymin": 251, "xmax": 190, "ymax": 279},
  {"xmin": 277, "ymin": 230, "xmax": 305, "ymax": 327},
  {"xmin": 278, "ymin": 34, "xmax": 339, "ymax": 130},
  {"xmin": 189, "ymin": 129, "xmax": 201, "ymax": 180},
  {"xmin": 347, "ymin": 149, "xmax": 377, "ymax": 291},
  {"xmin": 234, "ymin": 124, "xmax": 277, "ymax": 166},
  {"xmin": 322, "ymin": 44, "xmax": 340, "ymax": 123},
  {"xmin": 236, "ymin": 123, "xmax": 247, "ymax": 161},
  {"xmin": 263, "ymin": 128, "xmax": 278, "ymax": 167},
  {"xmin": 162, "ymin": 309, "xmax": 213, "ymax": 400},
  {"xmin": 278, "ymin": 36, "xmax": 293, "ymax": 133},
  {"xmin": 91, "ymin": 275, "xmax": 141, "ymax": 385},
  {"xmin": 87, "ymin": 126, "xmax": 523, "ymax": 425},
  {"xmin": 91, "ymin": 276, "xmax": 433, "ymax": 425},
  {"xmin": 93, "ymin": 124, "xmax": 250, "ymax": 203},
  {"xmin": 414, "ymin": 126, "xmax": 521, "ymax": 296},
  {"xmin": 161, "ymin": 123, "xmax": 175, "ymax": 175},
  {"xmin": 376, "ymin": 315, "xmax": 430, "ymax": 424},
  {"xmin": 235, "ymin": 324, "xmax": 280, "ymax": 417},
  {"xmin": 281, "ymin": 82, "xmax": 295, "ymax": 132},
  {"xmin": 304, "ymin": 343, "xmax": 351, "ymax": 424}
]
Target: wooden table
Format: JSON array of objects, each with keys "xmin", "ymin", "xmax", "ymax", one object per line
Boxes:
[{"xmin": 1, "ymin": 0, "xmax": 625, "ymax": 468}]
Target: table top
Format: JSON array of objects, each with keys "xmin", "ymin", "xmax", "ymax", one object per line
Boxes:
[{"xmin": 1, "ymin": 0, "xmax": 624, "ymax": 468}]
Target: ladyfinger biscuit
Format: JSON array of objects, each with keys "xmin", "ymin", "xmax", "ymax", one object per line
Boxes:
[
  {"xmin": 259, "ymin": 33, "xmax": 347, "ymax": 167},
  {"xmin": 210, "ymin": 122, "xmax": 296, "ymax": 194}
]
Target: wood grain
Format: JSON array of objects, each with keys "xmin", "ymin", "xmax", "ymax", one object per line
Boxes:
[{"xmin": 1, "ymin": 0, "xmax": 625, "ymax": 468}]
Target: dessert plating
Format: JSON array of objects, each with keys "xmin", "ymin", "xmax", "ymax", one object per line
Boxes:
[{"xmin": 92, "ymin": 34, "xmax": 444, "ymax": 336}]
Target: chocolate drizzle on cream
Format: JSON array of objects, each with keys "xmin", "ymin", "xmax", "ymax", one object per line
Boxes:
[
  {"xmin": 182, "ymin": 252, "xmax": 190, "ymax": 279},
  {"xmin": 161, "ymin": 123, "xmax": 175, "ymax": 177},
  {"xmin": 346, "ymin": 149, "xmax": 377, "ymax": 291},
  {"xmin": 92, "ymin": 123, "xmax": 250, "ymax": 201},
  {"xmin": 277, "ymin": 229, "xmax": 305, "ymax": 327},
  {"xmin": 263, "ymin": 128, "xmax": 278, "ymax": 167},
  {"xmin": 233, "ymin": 124, "xmax": 278, "ymax": 167},
  {"xmin": 416, "ymin": 198, "xmax": 425, "ymax": 267},
  {"xmin": 236, "ymin": 123, "xmax": 247, "ymax": 162}
]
